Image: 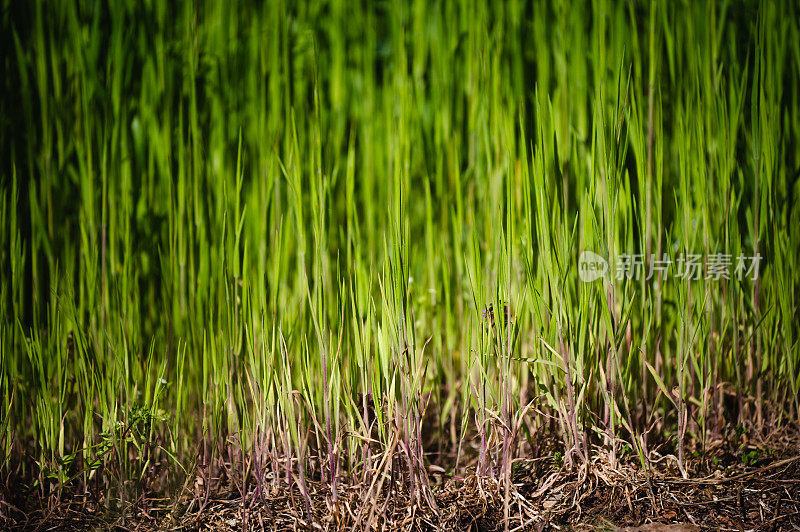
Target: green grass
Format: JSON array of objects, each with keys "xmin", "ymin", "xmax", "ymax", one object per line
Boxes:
[{"xmin": 1, "ymin": 0, "xmax": 799, "ymax": 519}]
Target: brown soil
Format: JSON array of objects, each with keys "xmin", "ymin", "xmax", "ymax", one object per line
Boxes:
[{"xmin": 3, "ymin": 430, "xmax": 799, "ymax": 531}]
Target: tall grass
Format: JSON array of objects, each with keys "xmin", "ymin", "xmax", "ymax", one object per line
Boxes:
[{"xmin": 1, "ymin": 0, "xmax": 798, "ymax": 516}]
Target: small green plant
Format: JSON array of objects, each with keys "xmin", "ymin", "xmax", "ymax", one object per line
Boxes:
[{"xmin": 553, "ymin": 451, "xmax": 564, "ymax": 469}]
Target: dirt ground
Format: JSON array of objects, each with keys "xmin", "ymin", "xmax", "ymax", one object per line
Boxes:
[{"xmin": 3, "ymin": 428, "xmax": 799, "ymax": 531}]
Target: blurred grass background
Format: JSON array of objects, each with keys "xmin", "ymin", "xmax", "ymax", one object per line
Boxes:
[{"xmin": 1, "ymin": 0, "xmax": 798, "ymax": 509}]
